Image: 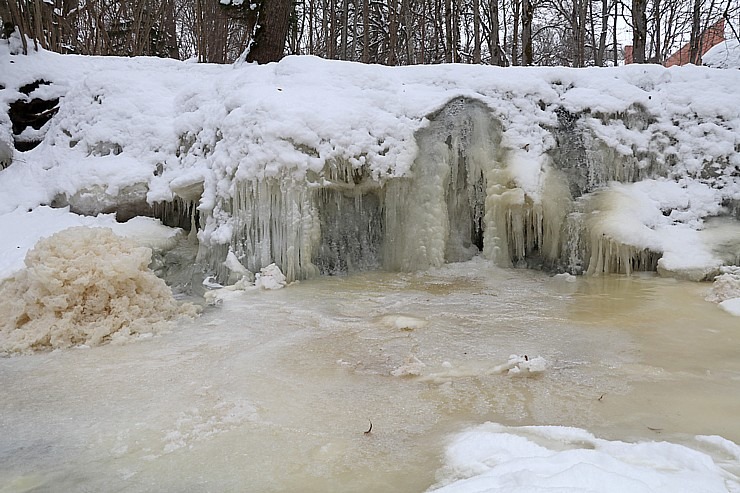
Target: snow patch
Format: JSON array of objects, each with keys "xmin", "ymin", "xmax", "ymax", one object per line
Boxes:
[
  {"xmin": 719, "ymin": 298, "xmax": 740, "ymax": 316},
  {"xmin": 430, "ymin": 423, "xmax": 740, "ymax": 492}
]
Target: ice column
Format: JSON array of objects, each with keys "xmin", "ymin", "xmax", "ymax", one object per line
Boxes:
[{"xmin": 228, "ymin": 177, "xmax": 321, "ymax": 282}]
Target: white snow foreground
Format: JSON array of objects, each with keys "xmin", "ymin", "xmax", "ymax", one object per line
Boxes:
[
  {"xmin": 1, "ymin": 43, "xmax": 740, "ymax": 284},
  {"xmin": 430, "ymin": 423, "xmax": 740, "ymax": 493}
]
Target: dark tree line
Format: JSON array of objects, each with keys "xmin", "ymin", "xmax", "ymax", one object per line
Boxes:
[{"xmin": 1, "ymin": 0, "xmax": 738, "ymax": 66}]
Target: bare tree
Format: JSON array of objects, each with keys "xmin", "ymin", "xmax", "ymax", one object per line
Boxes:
[
  {"xmin": 0, "ymin": 0, "xmax": 16, "ymax": 39},
  {"xmin": 632, "ymin": 0, "xmax": 648, "ymax": 62},
  {"xmin": 247, "ymin": 0, "xmax": 293, "ymax": 62},
  {"xmin": 521, "ymin": 0, "xmax": 533, "ymax": 64},
  {"xmin": 595, "ymin": 0, "xmax": 610, "ymax": 65}
]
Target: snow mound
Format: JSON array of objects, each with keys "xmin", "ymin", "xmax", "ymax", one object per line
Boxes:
[
  {"xmin": 0, "ymin": 227, "xmax": 195, "ymax": 354},
  {"xmin": 553, "ymin": 272, "xmax": 577, "ymax": 282},
  {"xmin": 703, "ymin": 39, "xmax": 740, "ymax": 70},
  {"xmin": 431, "ymin": 423, "xmax": 740, "ymax": 492},
  {"xmin": 380, "ymin": 314, "xmax": 429, "ymax": 331}
]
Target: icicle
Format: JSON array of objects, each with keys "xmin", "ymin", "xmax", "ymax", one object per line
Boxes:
[
  {"xmin": 482, "ymin": 164, "xmax": 571, "ymax": 269},
  {"xmin": 152, "ymin": 196, "xmax": 199, "ymax": 231},
  {"xmin": 207, "ymin": 174, "xmax": 322, "ymax": 283},
  {"xmin": 578, "ymin": 189, "xmax": 662, "ymax": 276}
]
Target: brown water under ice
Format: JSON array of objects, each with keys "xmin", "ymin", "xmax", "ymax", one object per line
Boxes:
[{"xmin": 1, "ymin": 259, "xmax": 738, "ymax": 492}]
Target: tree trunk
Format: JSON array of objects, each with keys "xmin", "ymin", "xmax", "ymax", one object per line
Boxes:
[
  {"xmin": 340, "ymin": 0, "xmax": 348, "ymax": 59},
  {"xmin": 578, "ymin": 0, "xmax": 587, "ymax": 64},
  {"xmin": 489, "ymin": 0, "xmax": 503, "ymax": 65},
  {"xmin": 511, "ymin": 0, "xmax": 519, "ymax": 65},
  {"xmin": 401, "ymin": 0, "xmax": 413, "ymax": 64},
  {"xmin": 444, "ymin": 0, "xmax": 452, "ymax": 62},
  {"xmin": 521, "ymin": 0, "xmax": 532, "ymax": 65},
  {"xmin": 388, "ymin": 0, "xmax": 398, "ymax": 64},
  {"xmin": 6, "ymin": 0, "xmax": 28, "ymax": 53},
  {"xmin": 613, "ymin": 0, "xmax": 618, "ymax": 65},
  {"xmin": 689, "ymin": 0, "xmax": 701, "ymax": 64},
  {"xmin": 631, "ymin": 0, "xmax": 648, "ymax": 63},
  {"xmin": 165, "ymin": 0, "xmax": 180, "ymax": 59},
  {"xmin": 248, "ymin": 0, "xmax": 293, "ymax": 62},
  {"xmin": 596, "ymin": 0, "xmax": 609, "ymax": 65},
  {"xmin": 362, "ymin": 0, "xmax": 369, "ymax": 62},
  {"xmin": 651, "ymin": 0, "xmax": 660, "ymax": 63},
  {"xmin": 472, "ymin": 0, "xmax": 481, "ymax": 63},
  {"xmin": 0, "ymin": 0, "xmax": 15, "ymax": 39}
]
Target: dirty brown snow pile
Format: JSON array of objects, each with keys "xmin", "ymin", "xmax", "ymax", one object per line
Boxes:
[{"xmin": 0, "ymin": 226, "xmax": 194, "ymax": 353}]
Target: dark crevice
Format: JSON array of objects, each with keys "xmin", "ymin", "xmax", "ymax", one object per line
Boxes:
[
  {"xmin": 19, "ymin": 80, "xmax": 51, "ymax": 95},
  {"xmin": 8, "ymin": 80, "xmax": 59, "ymax": 152}
]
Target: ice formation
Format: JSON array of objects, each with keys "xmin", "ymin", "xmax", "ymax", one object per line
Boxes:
[
  {"xmin": 421, "ymin": 354, "xmax": 548, "ymax": 383},
  {"xmin": 706, "ymin": 266, "xmax": 740, "ymax": 303},
  {"xmin": 706, "ymin": 266, "xmax": 740, "ymax": 316},
  {"xmin": 498, "ymin": 354, "xmax": 548, "ymax": 377},
  {"xmin": 0, "ymin": 227, "xmax": 194, "ymax": 353},
  {"xmin": 1, "ymin": 46, "xmax": 740, "ymax": 284},
  {"xmin": 254, "ymin": 262, "xmax": 287, "ymax": 290}
]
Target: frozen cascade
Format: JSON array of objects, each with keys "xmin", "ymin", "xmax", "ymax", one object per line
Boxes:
[
  {"xmin": 484, "ymin": 166, "xmax": 572, "ymax": 269},
  {"xmin": 383, "ymin": 98, "xmax": 571, "ymax": 272},
  {"xmin": 313, "ymin": 158, "xmax": 386, "ymax": 275},
  {"xmin": 197, "ymin": 98, "xmax": 513, "ymax": 281},
  {"xmin": 561, "ymin": 211, "xmax": 587, "ymax": 275},
  {"xmin": 190, "ymin": 98, "xmax": 640, "ymax": 282},
  {"xmin": 184, "ymin": 98, "xmax": 737, "ymax": 284}
]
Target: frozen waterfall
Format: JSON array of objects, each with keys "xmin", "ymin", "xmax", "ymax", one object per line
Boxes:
[
  {"xmin": 188, "ymin": 96, "xmax": 737, "ymax": 285},
  {"xmin": 3, "ymin": 52, "xmax": 739, "ymax": 286}
]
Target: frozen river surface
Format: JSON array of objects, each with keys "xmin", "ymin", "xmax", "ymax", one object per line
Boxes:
[{"xmin": 2, "ymin": 259, "xmax": 739, "ymax": 492}]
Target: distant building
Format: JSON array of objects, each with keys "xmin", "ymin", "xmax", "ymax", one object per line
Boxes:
[{"xmin": 624, "ymin": 19, "xmax": 725, "ymax": 66}]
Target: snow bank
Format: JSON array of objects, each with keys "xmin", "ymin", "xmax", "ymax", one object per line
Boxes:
[
  {"xmin": 720, "ymin": 298, "xmax": 740, "ymax": 316},
  {"xmin": 0, "ymin": 227, "xmax": 194, "ymax": 354},
  {"xmin": 704, "ymin": 39, "xmax": 740, "ymax": 70},
  {"xmin": 430, "ymin": 423, "xmax": 740, "ymax": 492}
]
